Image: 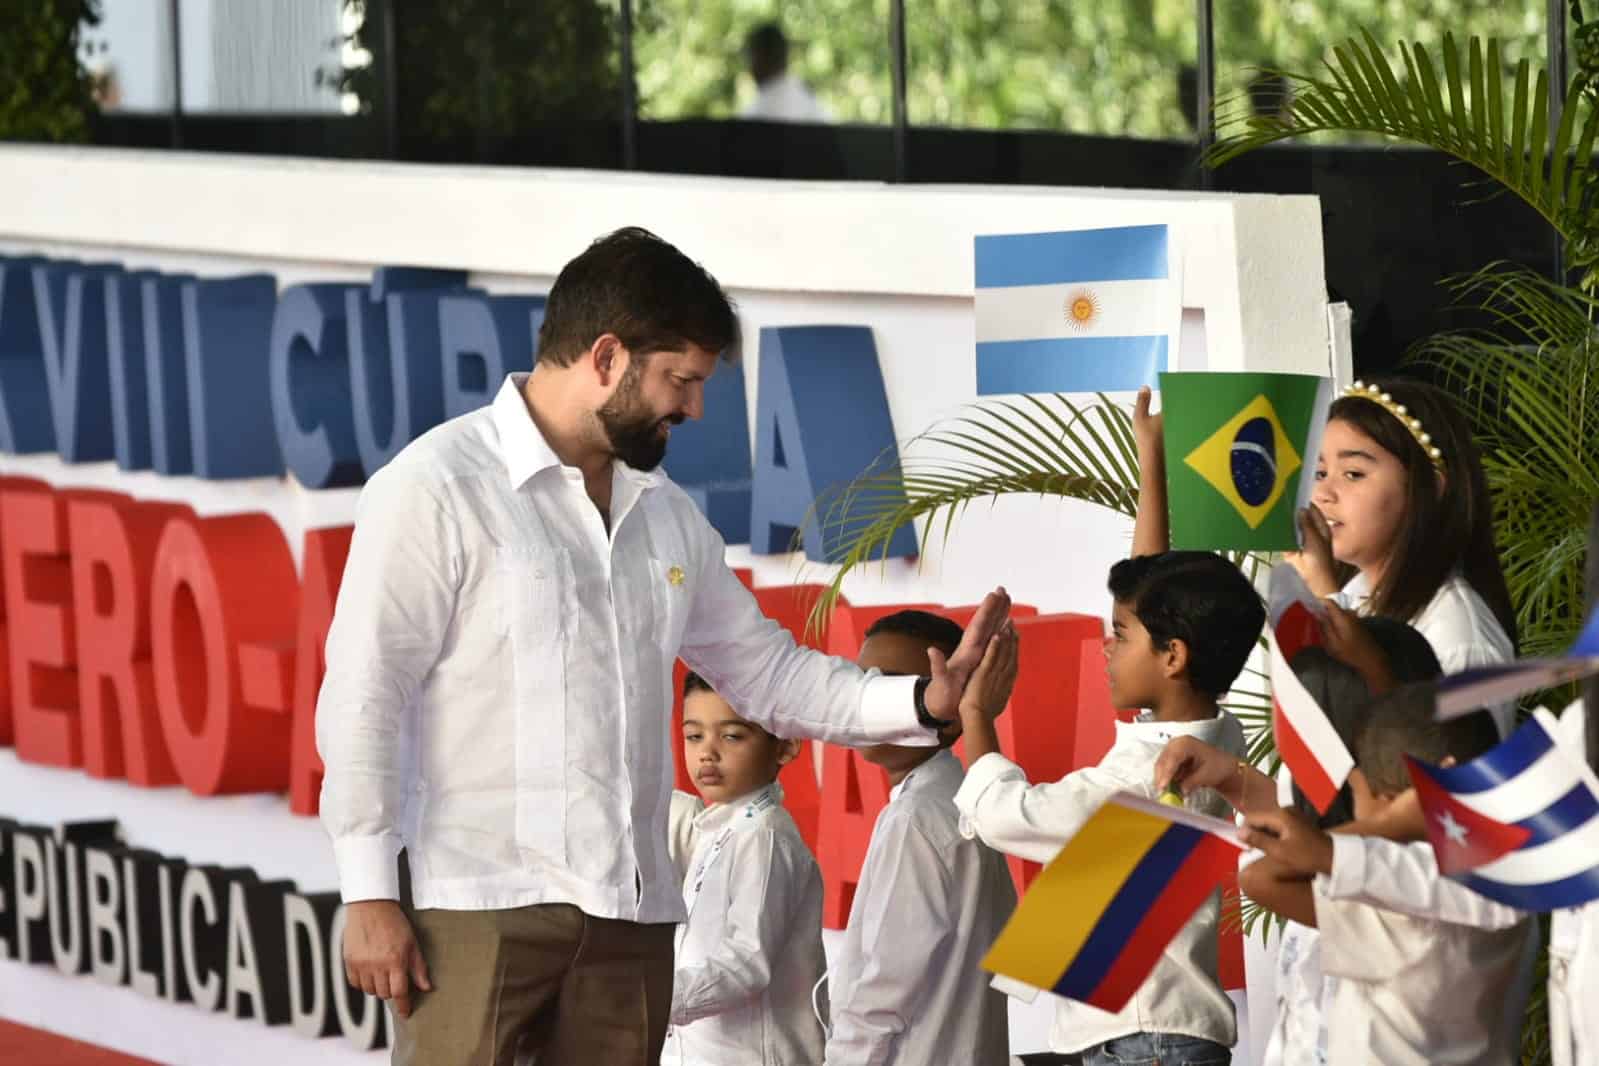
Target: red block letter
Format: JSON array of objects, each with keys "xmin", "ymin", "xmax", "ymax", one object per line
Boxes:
[
  {"xmin": 68, "ymin": 496, "xmax": 187, "ymax": 785},
  {"xmin": 150, "ymin": 513, "xmax": 298, "ymax": 795},
  {"xmin": 3, "ymin": 485, "xmax": 82, "ymax": 766},
  {"xmin": 816, "ymin": 742, "xmax": 891, "ymax": 929},
  {"xmin": 0, "ymin": 475, "xmax": 52, "ymax": 747}
]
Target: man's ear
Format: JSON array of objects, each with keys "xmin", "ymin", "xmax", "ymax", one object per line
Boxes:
[
  {"xmin": 588, "ymin": 333, "xmax": 627, "ymax": 386},
  {"xmin": 775, "ymin": 738, "xmax": 802, "ymax": 768}
]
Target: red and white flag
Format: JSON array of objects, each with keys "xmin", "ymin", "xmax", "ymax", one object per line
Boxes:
[{"xmin": 1268, "ymin": 565, "xmax": 1354, "ymax": 812}]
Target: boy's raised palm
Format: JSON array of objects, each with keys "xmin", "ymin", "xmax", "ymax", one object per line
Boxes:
[
  {"xmin": 1132, "ymin": 385, "xmax": 1164, "ymax": 459},
  {"xmin": 922, "ymin": 587, "xmax": 1013, "ymax": 723},
  {"xmin": 957, "ymin": 622, "xmax": 1020, "ymax": 722}
]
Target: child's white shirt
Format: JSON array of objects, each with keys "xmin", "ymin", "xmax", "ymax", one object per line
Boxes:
[
  {"xmin": 1259, "ymin": 920, "xmax": 1329, "ymax": 1066},
  {"xmin": 952, "ymin": 710, "xmax": 1244, "ymax": 1055},
  {"xmin": 1548, "ymin": 698, "xmax": 1596, "ymax": 1066},
  {"xmin": 1314, "ymin": 837, "xmax": 1534, "ymax": 1066},
  {"xmin": 664, "ymin": 782, "xmax": 826, "ymax": 1066},
  {"xmin": 668, "ymin": 788, "xmax": 705, "ymax": 887},
  {"xmin": 825, "ymin": 750, "xmax": 1016, "ymax": 1066},
  {"xmin": 1338, "ymin": 572, "xmax": 1515, "ymax": 735}
]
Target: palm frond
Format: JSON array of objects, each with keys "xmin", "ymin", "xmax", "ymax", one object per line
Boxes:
[
  {"xmin": 800, "ymin": 393, "xmax": 1142, "ymax": 635},
  {"xmin": 1408, "ymin": 266, "xmax": 1599, "ymax": 659},
  {"xmin": 1207, "ymin": 32, "xmax": 1599, "ymax": 252}
]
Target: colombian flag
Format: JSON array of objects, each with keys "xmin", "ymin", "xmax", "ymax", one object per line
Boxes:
[
  {"xmin": 1159, "ymin": 371, "xmax": 1332, "ymax": 552},
  {"xmin": 981, "ymin": 792, "xmax": 1242, "ymax": 1012}
]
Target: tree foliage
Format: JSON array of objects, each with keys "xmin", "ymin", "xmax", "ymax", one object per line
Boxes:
[
  {"xmin": 634, "ymin": 0, "xmax": 1544, "ymax": 136},
  {"xmin": 0, "ymin": 0, "xmax": 101, "ymax": 143}
]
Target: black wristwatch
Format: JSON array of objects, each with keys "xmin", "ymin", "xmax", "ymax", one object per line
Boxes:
[{"xmin": 913, "ymin": 676, "xmax": 954, "ymax": 732}]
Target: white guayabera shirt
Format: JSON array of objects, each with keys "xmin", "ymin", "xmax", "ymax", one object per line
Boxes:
[
  {"xmin": 825, "ymin": 750, "xmax": 1017, "ymax": 1066},
  {"xmin": 664, "ymin": 782, "xmax": 827, "ymax": 1066},
  {"xmin": 1314, "ymin": 837, "xmax": 1532, "ymax": 1066},
  {"xmin": 316, "ymin": 373, "xmax": 930, "ymax": 919},
  {"xmin": 953, "ymin": 712, "xmax": 1245, "ymax": 1056}
]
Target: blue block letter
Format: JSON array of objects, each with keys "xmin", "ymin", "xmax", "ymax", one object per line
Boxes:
[
  {"xmin": 437, "ymin": 294, "xmax": 545, "ymax": 420},
  {"xmin": 182, "ymin": 275, "xmax": 284, "ymax": 479},
  {"xmin": 749, "ymin": 325, "xmax": 917, "ymax": 561}
]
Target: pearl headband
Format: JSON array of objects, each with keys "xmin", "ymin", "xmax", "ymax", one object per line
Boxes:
[{"xmin": 1341, "ymin": 381, "xmax": 1445, "ymax": 471}]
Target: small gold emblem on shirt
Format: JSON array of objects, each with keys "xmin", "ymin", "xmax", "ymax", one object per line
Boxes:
[{"xmin": 667, "ymin": 565, "xmax": 686, "ymax": 587}]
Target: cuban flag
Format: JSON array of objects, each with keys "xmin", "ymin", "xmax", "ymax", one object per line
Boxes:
[
  {"xmin": 974, "ymin": 224, "xmax": 1178, "ymax": 395},
  {"xmin": 1434, "ymin": 605, "xmax": 1599, "ymax": 720},
  {"xmin": 1267, "ymin": 564, "xmax": 1354, "ymax": 813},
  {"xmin": 1406, "ymin": 708, "xmax": 1599, "ymax": 910}
]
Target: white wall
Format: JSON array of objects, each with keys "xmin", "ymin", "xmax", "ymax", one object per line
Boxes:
[{"xmin": 0, "ymin": 145, "xmax": 1327, "ymax": 1065}]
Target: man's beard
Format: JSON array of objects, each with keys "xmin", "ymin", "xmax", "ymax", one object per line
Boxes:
[{"xmin": 597, "ymin": 360, "xmax": 681, "ymax": 471}]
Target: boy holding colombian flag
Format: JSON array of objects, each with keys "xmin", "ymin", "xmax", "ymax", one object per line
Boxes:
[{"xmin": 952, "ymin": 388, "xmax": 1264, "ymax": 1065}]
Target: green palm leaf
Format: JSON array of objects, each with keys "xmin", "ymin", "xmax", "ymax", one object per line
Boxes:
[
  {"xmin": 1411, "ymin": 266, "xmax": 1599, "ymax": 659},
  {"xmin": 1207, "ymin": 32, "xmax": 1599, "ymax": 257},
  {"xmin": 799, "ymin": 391, "xmax": 1278, "ymax": 761}
]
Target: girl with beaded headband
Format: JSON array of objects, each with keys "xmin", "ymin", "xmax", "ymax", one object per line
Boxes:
[
  {"xmin": 1134, "ymin": 378, "xmax": 1530, "ymax": 1066},
  {"xmin": 1289, "ymin": 377, "xmax": 1518, "ymax": 736}
]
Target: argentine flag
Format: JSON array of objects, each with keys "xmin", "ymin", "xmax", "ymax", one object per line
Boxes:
[
  {"xmin": 974, "ymin": 224, "xmax": 1178, "ymax": 395},
  {"xmin": 1407, "ymin": 708, "xmax": 1599, "ymax": 911}
]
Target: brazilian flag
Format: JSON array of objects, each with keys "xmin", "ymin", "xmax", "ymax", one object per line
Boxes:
[{"xmin": 1159, "ymin": 372, "xmax": 1332, "ymax": 551}]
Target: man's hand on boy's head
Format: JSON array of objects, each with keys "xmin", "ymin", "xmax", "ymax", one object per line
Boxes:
[
  {"xmin": 1240, "ymin": 806, "xmax": 1335, "ymax": 877},
  {"xmin": 957, "ymin": 622, "xmax": 1019, "ymax": 723},
  {"xmin": 922, "ymin": 587, "xmax": 1012, "ymax": 723},
  {"xmin": 1319, "ymin": 602, "xmax": 1396, "ymax": 695}
]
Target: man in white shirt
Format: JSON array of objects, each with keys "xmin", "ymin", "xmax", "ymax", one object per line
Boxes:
[
  {"xmin": 825, "ymin": 611, "xmax": 1018, "ymax": 1066},
  {"xmin": 316, "ymin": 227, "xmax": 1012, "ymax": 1066},
  {"xmin": 739, "ymin": 21, "xmax": 831, "ymax": 124}
]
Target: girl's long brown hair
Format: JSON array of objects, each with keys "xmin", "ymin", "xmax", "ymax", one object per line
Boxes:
[{"xmin": 1326, "ymin": 378, "xmax": 1517, "ymax": 650}]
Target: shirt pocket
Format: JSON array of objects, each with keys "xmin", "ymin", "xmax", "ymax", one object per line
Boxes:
[
  {"xmin": 647, "ymin": 555, "xmax": 694, "ymax": 655},
  {"xmin": 494, "ymin": 544, "xmax": 570, "ymax": 867}
]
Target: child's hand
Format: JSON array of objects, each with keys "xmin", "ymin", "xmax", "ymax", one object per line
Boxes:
[
  {"xmin": 1240, "ymin": 806, "xmax": 1335, "ymax": 876},
  {"xmin": 1319, "ymin": 601, "xmax": 1396, "ymax": 694},
  {"xmin": 1132, "ymin": 386, "xmax": 1164, "ymax": 460},
  {"xmin": 1286, "ymin": 505, "xmax": 1340, "ymax": 597},
  {"xmin": 923, "ymin": 587, "xmax": 1012, "ymax": 723},
  {"xmin": 957, "ymin": 622, "xmax": 1019, "ymax": 723},
  {"xmin": 1152, "ymin": 736, "xmax": 1235, "ymax": 794},
  {"xmin": 1360, "ymin": 786, "xmax": 1429, "ymax": 843}
]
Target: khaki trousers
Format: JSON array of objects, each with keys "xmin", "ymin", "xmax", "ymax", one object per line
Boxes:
[{"xmin": 392, "ymin": 902, "xmax": 676, "ymax": 1066}]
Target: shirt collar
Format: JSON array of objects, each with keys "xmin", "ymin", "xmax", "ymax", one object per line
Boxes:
[
  {"xmin": 1121, "ymin": 711, "xmax": 1233, "ymax": 744},
  {"xmin": 692, "ymin": 780, "xmax": 784, "ymax": 834},
  {"xmin": 492, "ymin": 373, "xmax": 563, "ymax": 490},
  {"xmin": 491, "ymin": 373, "xmax": 666, "ymax": 494},
  {"xmin": 890, "ymin": 748, "xmax": 961, "ymax": 802}
]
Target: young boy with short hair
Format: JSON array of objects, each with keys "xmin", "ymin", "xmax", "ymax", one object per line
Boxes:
[
  {"xmin": 1240, "ymin": 686, "xmax": 1532, "ymax": 1066},
  {"xmin": 824, "ymin": 610, "xmax": 1019, "ymax": 1066},
  {"xmin": 955, "ymin": 551, "xmax": 1266, "ymax": 1065},
  {"xmin": 664, "ymin": 672, "xmax": 826, "ymax": 1066}
]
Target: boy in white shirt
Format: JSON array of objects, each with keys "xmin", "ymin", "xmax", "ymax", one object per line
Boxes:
[
  {"xmin": 955, "ymin": 551, "xmax": 1265, "ymax": 1065},
  {"xmin": 824, "ymin": 610, "xmax": 1019, "ymax": 1066},
  {"xmin": 1240, "ymin": 686, "xmax": 1531, "ymax": 1066},
  {"xmin": 664, "ymin": 672, "xmax": 826, "ymax": 1066}
]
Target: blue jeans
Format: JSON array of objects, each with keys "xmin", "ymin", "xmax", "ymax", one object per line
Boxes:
[{"xmin": 1080, "ymin": 1032, "xmax": 1232, "ymax": 1066}]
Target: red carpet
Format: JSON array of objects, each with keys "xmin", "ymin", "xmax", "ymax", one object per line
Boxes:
[{"xmin": 0, "ymin": 1021, "xmax": 159, "ymax": 1066}]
